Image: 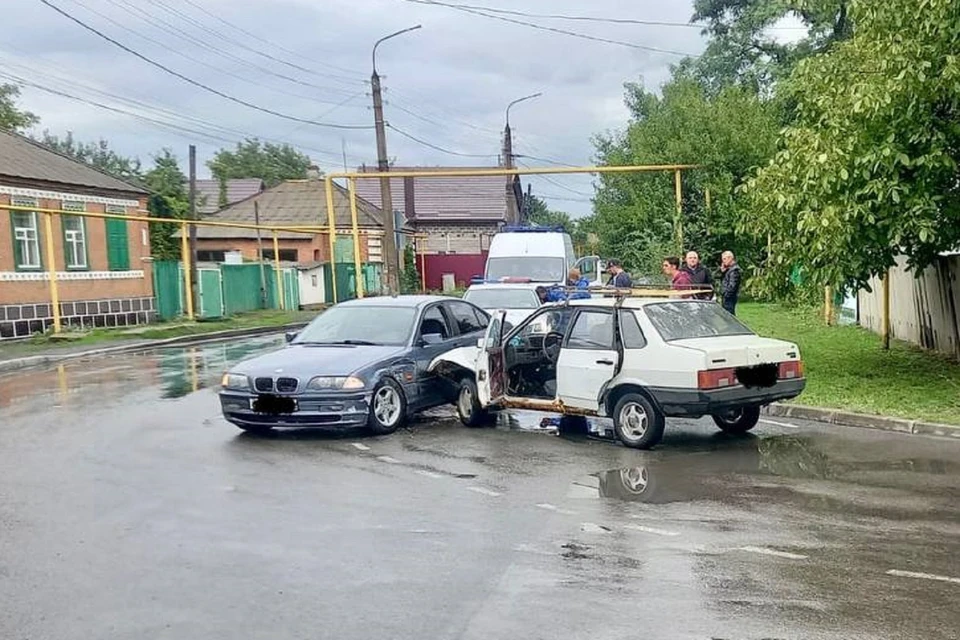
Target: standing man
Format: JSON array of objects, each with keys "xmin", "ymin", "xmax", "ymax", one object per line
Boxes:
[
  {"xmin": 683, "ymin": 251, "xmax": 714, "ymax": 299},
  {"xmin": 720, "ymin": 251, "xmax": 742, "ymax": 315},
  {"xmin": 605, "ymin": 259, "xmax": 633, "ymax": 289},
  {"xmin": 662, "ymin": 257, "xmax": 693, "ymax": 293}
]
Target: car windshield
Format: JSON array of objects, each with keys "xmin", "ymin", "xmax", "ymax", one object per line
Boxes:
[
  {"xmin": 644, "ymin": 301, "xmax": 755, "ymax": 341},
  {"xmin": 293, "ymin": 306, "xmax": 416, "ymax": 346},
  {"xmin": 485, "ymin": 257, "xmax": 565, "ymax": 282},
  {"xmin": 464, "ymin": 288, "xmax": 540, "ymax": 309}
]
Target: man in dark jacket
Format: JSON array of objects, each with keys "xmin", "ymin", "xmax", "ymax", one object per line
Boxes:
[
  {"xmin": 683, "ymin": 251, "xmax": 714, "ymax": 300},
  {"xmin": 719, "ymin": 251, "xmax": 742, "ymax": 315},
  {"xmin": 605, "ymin": 259, "xmax": 633, "ymax": 289}
]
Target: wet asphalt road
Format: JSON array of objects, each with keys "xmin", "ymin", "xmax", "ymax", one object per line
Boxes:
[{"xmin": 1, "ymin": 336, "xmax": 959, "ymax": 640}]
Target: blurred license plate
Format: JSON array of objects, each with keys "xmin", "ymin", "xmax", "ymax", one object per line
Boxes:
[{"xmin": 251, "ymin": 395, "xmax": 297, "ymax": 414}]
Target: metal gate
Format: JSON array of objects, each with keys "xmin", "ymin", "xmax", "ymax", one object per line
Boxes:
[
  {"xmin": 152, "ymin": 260, "xmax": 181, "ymax": 321},
  {"xmin": 197, "ymin": 268, "xmax": 224, "ymax": 319}
]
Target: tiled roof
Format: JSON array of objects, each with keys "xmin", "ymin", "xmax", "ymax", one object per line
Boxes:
[
  {"xmin": 181, "ymin": 178, "xmax": 386, "ymax": 239},
  {"xmin": 192, "ymin": 178, "xmax": 264, "ymax": 215},
  {"xmin": 0, "ymin": 130, "xmax": 146, "ymax": 195},
  {"xmin": 355, "ymin": 166, "xmax": 507, "ymax": 222}
]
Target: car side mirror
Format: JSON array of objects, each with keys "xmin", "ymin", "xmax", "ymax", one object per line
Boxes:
[
  {"xmin": 285, "ymin": 331, "xmax": 298, "ymax": 343},
  {"xmin": 421, "ymin": 333, "xmax": 444, "ymax": 346}
]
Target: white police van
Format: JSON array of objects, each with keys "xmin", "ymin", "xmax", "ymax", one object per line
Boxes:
[{"xmin": 481, "ymin": 225, "xmax": 604, "ymax": 286}]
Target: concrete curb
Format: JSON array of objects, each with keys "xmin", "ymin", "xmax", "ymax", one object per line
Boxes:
[
  {"xmin": 0, "ymin": 322, "xmax": 309, "ymax": 374},
  {"xmin": 763, "ymin": 403, "xmax": 960, "ymax": 439}
]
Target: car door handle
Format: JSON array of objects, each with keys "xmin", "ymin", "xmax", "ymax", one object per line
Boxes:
[{"xmin": 596, "ymin": 359, "xmax": 614, "ymax": 365}]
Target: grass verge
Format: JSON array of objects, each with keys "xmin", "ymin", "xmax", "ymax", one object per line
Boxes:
[
  {"xmin": 0, "ymin": 309, "xmax": 318, "ymax": 361},
  {"xmin": 738, "ymin": 303, "xmax": 960, "ymax": 425}
]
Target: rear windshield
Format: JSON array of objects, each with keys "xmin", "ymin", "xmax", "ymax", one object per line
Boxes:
[
  {"xmin": 644, "ymin": 301, "xmax": 755, "ymax": 342},
  {"xmin": 464, "ymin": 288, "xmax": 540, "ymax": 309},
  {"xmin": 485, "ymin": 257, "xmax": 565, "ymax": 282}
]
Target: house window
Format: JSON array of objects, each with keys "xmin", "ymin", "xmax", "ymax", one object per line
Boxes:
[
  {"xmin": 12, "ymin": 210, "xmax": 42, "ymax": 270},
  {"xmin": 62, "ymin": 216, "xmax": 88, "ymax": 269},
  {"xmin": 104, "ymin": 205, "xmax": 130, "ymax": 271},
  {"xmin": 196, "ymin": 250, "xmax": 227, "ymax": 262},
  {"xmin": 261, "ymin": 248, "xmax": 298, "ymax": 262}
]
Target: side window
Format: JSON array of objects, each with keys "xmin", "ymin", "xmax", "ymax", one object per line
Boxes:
[
  {"xmin": 447, "ymin": 302, "xmax": 485, "ymax": 335},
  {"xmin": 619, "ymin": 310, "xmax": 647, "ymax": 349},
  {"xmin": 517, "ymin": 307, "xmax": 575, "ymax": 340},
  {"xmin": 566, "ymin": 311, "xmax": 614, "ymax": 350},
  {"xmin": 472, "ymin": 306, "xmax": 490, "ymax": 329},
  {"xmin": 419, "ymin": 305, "xmax": 450, "ymax": 340}
]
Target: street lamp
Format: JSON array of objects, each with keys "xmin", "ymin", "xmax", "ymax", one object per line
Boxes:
[
  {"xmin": 505, "ymin": 92, "xmax": 543, "ymax": 127},
  {"xmin": 503, "ymin": 92, "xmax": 542, "ymax": 223},
  {"xmin": 371, "ymin": 24, "xmax": 421, "ymax": 294}
]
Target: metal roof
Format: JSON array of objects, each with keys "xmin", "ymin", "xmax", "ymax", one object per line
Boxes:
[
  {"xmin": 354, "ymin": 166, "xmax": 507, "ymax": 222},
  {"xmin": 192, "ymin": 178, "xmax": 264, "ymax": 214},
  {"xmin": 183, "ymin": 179, "xmax": 385, "ymax": 240},
  {"xmin": 0, "ymin": 130, "xmax": 147, "ymax": 195}
]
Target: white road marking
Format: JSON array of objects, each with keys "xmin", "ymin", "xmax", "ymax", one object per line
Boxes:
[
  {"xmin": 626, "ymin": 524, "xmax": 681, "ymax": 537},
  {"xmin": 377, "ymin": 455, "xmax": 401, "ymax": 464},
  {"xmin": 580, "ymin": 522, "xmax": 611, "ymax": 533},
  {"xmin": 886, "ymin": 570, "xmax": 960, "ymax": 585},
  {"xmin": 416, "ymin": 469, "xmax": 443, "ymax": 479},
  {"xmin": 536, "ymin": 503, "xmax": 557, "ymax": 511},
  {"xmin": 738, "ymin": 546, "xmax": 808, "ymax": 560},
  {"xmin": 350, "ymin": 442, "xmax": 371, "ymax": 451},
  {"xmin": 760, "ymin": 419, "xmax": 800, "ymax": 430},
  {"xmin": 536, "ymin": 503, "xmax": 577, "ymax": 515},
  {"xmin": 467, "ymin": 486, "xmax": 502, "ymax": 497}
]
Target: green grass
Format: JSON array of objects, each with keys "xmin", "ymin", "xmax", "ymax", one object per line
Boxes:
[
  {"xmin": 739, "ymin": 303, "xmax": 960, "ymax": 425},
  {"xmin": 0, "ymin": 309, "xmax": 318, "ymax": 360}
]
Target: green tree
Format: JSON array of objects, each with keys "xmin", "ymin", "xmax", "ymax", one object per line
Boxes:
[
  {"xmin": 592, "ymin": 76, "xmax": 780, "ymax": 276},
  {"xmin": 144, "ymin": 149, "xmax": 189, "ymax": 260},
  {"xmin": 38, "ymin": 131, "xmax": 143, "ymax": 182},
  {"xmin": 525, "ymin": 194, "xmax": 589, "ymax": 252},
  {"xmin": 400, "ymin": 244, "xmax": 421, "ymax": 294},
  {"xmin": 740, "ymin": 0, "xmax": 960, "ymax": 297},
  {"xmin": 208, "ymin": 138, "xmax": 311, "ymax": 192},
  {"xmin": 0, "ymin": 84, "xmax": 39, "ymax": 132}
]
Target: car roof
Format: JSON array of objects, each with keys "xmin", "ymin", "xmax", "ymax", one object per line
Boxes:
[
  {"xmin": 566, "ymin": 297, "xmax": 713, "ymax": 308},
  {"xmin": 335, "ymin": 294, "xmax": 459, "ymax": 309},
  {"xmin": 465, "ymin": 283, "xmax": 540, "ymax": 291}
]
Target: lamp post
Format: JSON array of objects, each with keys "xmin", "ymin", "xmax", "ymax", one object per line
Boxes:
[{"xmin": 503, "ymin": 92, "xmax": 542, "ymax": 224}]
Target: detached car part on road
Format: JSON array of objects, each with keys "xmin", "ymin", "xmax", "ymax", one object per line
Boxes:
[
  {"xmin": 219, "ymin": 295, "xmax": 490, "ymax": 435},
  {"xmin": 430, "ymin": 294, "xmax": 806, "ymax": 449}
]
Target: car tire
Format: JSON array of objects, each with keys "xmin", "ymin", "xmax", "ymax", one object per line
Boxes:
[
  {"xmin": 612, "ymin": 393, "xmax": 665, "ymax": 449},
  {"xmin": 457, "ymin": 377, "xmax": 492, "ymax": 427},
  {"xmin": 712, "ymin": 406, "xmax": 761, "ymax": 434},
  {"xmin": 368, "ymin": 378, "xmax": 407, "ymax": 435}
]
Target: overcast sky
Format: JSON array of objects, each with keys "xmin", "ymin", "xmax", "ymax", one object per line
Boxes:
[{"xmin": 4, "ymin": 0, "xmax": 713, "ymax": 215}]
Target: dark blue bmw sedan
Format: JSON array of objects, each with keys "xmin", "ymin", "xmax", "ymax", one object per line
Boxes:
[{"xmin": 219, "ymin": 295, "xmax": 490, "ymax": 435}]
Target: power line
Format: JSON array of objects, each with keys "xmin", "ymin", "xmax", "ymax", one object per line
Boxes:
[
  {"xmin": 386, "ymin": 124, "xmax": 498, "ymax": 158},
  {"xmin": 39, "ymin": 0, "xmax": 375, "ymax": 130},
  {"xmin": 402, "ymin": 0, "xmax": 697, "ymax": 56},
  {"xmin": 514, "ymin": 154, "xmax": 583, "ymax": 168},
  {"xmin": 175, "ymin": 0, "xmax": 366, "ymax": 82},
  {"xmin": 407, "ymin": 1, "xmax": 705, "ymax": 28},
  {"xmin": 518, "ymin": 161, "xmax": 594, "ymax": 197}
]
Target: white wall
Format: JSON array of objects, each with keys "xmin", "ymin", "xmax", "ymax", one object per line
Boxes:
[{"xmin": 298, "ymin": 266, "xmax": 326, "ymax": 307}]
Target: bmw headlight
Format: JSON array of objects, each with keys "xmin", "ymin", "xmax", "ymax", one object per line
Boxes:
[
  {"xmin": 306, "ymin": 375, "xmax": 365, "ymax": 391},
  {"xmin": 220, "ymin": 372, "xmax": 250, "ymax": 390}
]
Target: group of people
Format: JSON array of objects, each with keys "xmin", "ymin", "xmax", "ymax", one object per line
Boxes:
[
  {"xmin": 533, "ymin": 251, "xmax": 742, "ymax": 315},
  {"xmin": 660, "ymin": 250, "xmax": 742, "ymax": 314}
]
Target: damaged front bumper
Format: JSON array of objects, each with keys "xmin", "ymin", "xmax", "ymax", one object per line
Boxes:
[{"xmin": 219, "ymin": 390, "xmax": 373, "ymax": 429}]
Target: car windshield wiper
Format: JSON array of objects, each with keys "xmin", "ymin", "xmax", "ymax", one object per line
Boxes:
[{"xmin": 298, "ymin": 339, "xmax": 381, "ymax": 346}]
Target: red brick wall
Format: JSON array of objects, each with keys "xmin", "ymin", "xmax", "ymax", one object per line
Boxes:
[
  {"xmin": 194, "ymin": 231, "xmax": 377, "ymax": 264},
  {"xmin": 0, "ymin": 193, "xmax": 153, "ymax": 305}
]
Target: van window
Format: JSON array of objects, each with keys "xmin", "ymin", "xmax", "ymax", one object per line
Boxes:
[{"xmin": 486, "ymin": 257, "xmax": 565, "ymax": 282}]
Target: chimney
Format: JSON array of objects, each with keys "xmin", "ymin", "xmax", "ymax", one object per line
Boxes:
[{"xmin": 306, "ymin": 165, "xmax": 321, "ymax": 180}]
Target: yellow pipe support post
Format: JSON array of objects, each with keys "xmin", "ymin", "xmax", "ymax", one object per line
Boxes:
[
  {"xmin": 180, "ymin": 221, "xmax": 195, "ymax": 320},
  {"xmin": 882, "ymin": 271, "xmax": 891, "ymax": 350},
  {"xmin": 324, "ymin": 176, "xmax": 339, "ymax": 304},
  {"xmin": 824, "ymin": 286, "xmax": 834, "ymax": 326},
  {"xmin": 42, "ymin": 212, "xmax": 62, "ymax": 334},
  {"xmin": 348, "ymin": 177, "xmax": 364, "ymax": 299},
  {"xmin": 272, "ymin": 232, "xmax": 285, "ymax": 310},
  {"xmin": 674, "ymin": 169, "xmax": 684, "ymax": 252}
]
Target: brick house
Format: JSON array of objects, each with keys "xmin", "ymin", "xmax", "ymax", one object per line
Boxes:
[
  {"xmin": 355, "ymin": 166, "xmax": 508, "ymax": 289},
  {"xmin": 181, "ymin": 172, "xmax": 388, "ymax": 265},
  {"xmin": 0, "ymin": 131, "xmax": 153, "ymax": 340}
]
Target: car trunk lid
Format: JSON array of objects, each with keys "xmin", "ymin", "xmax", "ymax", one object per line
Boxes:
[{"xmin": 671, "ymin": 336, "xmax": 800, "ymax": 369}]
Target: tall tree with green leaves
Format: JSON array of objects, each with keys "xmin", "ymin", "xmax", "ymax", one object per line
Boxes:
[
  {"xmin": 208, "ymin": 138, "xmax": 311, "ymax": 196},
  {"xmin": 741, "ymin": 0, "xmax": 960, "ymax": 297},
  {"xmin": 38, "ymin": 131, "xmax": 143, "ymax": 182},
  {"xmin": 144, "ymin": 149, "xmax": 189, "ymax": 260},
  {"xmin": 525, "ymin": 194, "xmax": 590, "ymax": 253},
  {"xmin": 592, "ymin": 76, "xmax": 780, "ymax": 276},
  {"xmin": 0, "ymin": 84, "xmax": 39, "ymax": 133}
]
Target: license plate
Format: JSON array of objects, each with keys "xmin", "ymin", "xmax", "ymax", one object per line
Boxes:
[{"xmin": 251, "ymin": 394, "xmax": 298, "ymax": 414}]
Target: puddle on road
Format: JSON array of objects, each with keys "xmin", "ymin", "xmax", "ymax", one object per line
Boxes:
[{"xmin": 0, "ymin": 335, "xmax": 284, "ymax": 412}]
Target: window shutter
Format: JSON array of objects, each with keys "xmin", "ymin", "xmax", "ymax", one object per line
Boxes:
[{"xmin": 105, "ymin": 218, "xmax": 130, "ymax": 270}]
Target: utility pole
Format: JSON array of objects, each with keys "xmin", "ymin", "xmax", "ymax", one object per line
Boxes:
[
  {"xmin": 254, "ymin": 201, "xmax": 267, "ymax": 308},
  {"xmin": 188, "ymin": 144, "xmax": 199, "ymax": 316},
  {"xmin": 372, "ymin": 25, "xmax": 421, "ymax": 295},
  {"xmin": 503, "ymin": 93, "xmax": 542, "ymax": 226}
]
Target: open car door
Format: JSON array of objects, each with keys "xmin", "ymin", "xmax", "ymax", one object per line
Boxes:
[
  {"xmin": 574, "ymin": 255, "xmax": 605, "ymax": 287},
  {"xmin": 476, "ymin": 310, "xmax": 507, "ymax": 407}
]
